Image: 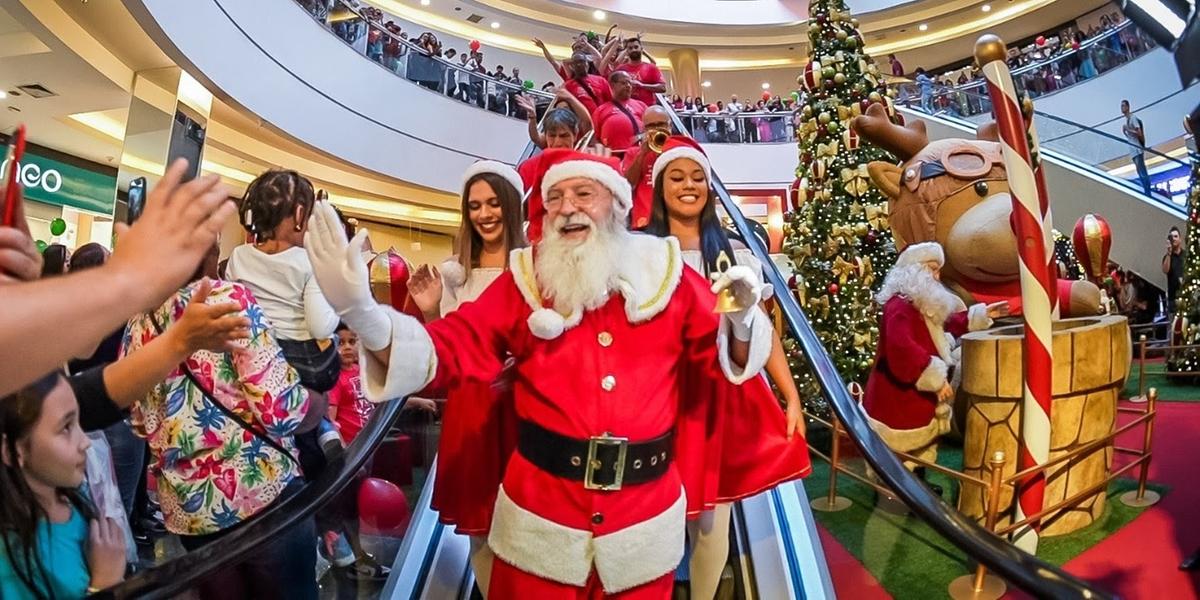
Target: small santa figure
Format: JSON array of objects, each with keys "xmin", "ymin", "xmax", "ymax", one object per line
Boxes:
[{"xmin": 863, "ymin": 242, "xmax": 1008, "ymax": 483}]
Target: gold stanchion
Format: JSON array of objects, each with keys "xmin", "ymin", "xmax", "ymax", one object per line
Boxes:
[
  {"xmin": 1131, "ymin": 335, "xmax": 1149, "ymax": 403},
  {"xmin": 949, "ymin": 451, "xmax": 1008, "ymax": 600},
  {"xmin": 1121, "ymin": 387, "xmax": 1161, "ymax": 507},
  {"xmin": 812, "ymin": 384, "xmax": 855, "ymax": 512}
]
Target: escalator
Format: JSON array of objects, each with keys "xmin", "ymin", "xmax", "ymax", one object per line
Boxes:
[{"xmin": 895, "ymin": 85, "xmax": 1192, "ymax": 287}]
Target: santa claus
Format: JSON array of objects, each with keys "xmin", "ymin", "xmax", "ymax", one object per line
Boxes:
[
  {"xmin": 304, "ymin": 149, "xmax": 806, "ymax": 598},
  {"xmin": 863, "ymin": 242, "xmax": 1008, "ymax": 478}
]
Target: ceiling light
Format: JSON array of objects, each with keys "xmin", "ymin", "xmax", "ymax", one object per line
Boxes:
[
  {"xmin": 702, "ymin": 80, "xmax": 712, "ymax": 87},
  {"xmin": 593, "ymin": 9, "xmax": 606, "ymax": 21},
  {"xmin": 761, "ymin": 82, "xmax": 771, "ymax": 89},
  {"xmin": 0, "ymin": 91, "xmax": 8, "ymax": 100},
  {"xmin": 981, "ymin": 4, "xmax": 991, "ymax": 12},
  {"xmin": 420, "ymin": 0, "xmax": 430, "ymax": 5},
  {"xmin": 490, "ymin": 21, "xmax": 500, "ymax": 29},
  {"xmin": 918, "ymin": 23, "xmax": 929, "ymax": 31}
]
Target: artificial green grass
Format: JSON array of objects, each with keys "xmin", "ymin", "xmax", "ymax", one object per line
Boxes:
[
  {"xmin": 806, "ymin": 445, "xmax": 1167, "ymax": 599},
  {"xmin": 1123, "ymin": 362, "xmax": 1200, "ymax": 402}
]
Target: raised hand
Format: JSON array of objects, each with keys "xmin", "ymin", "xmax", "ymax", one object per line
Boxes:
[
  {"xmin": 109, "ymin": 159, "xmax": 234, "ymax": 311},
  {"xmin": 305, "ymin": 201, "xmax": 392, "ymax": 351},
  {"xmin": 409, "ymin": 263, "xmax": 443, "ymax": 317}
]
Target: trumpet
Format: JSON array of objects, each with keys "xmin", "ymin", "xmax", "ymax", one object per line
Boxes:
[{"xmin": 646, "ymin": 129, "xmax": 670, "ymax": 153}]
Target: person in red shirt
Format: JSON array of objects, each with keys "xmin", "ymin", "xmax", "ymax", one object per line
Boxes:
[
  {"xmin": 615, "ymin": 38, "xmax": 665, "ymax": 106},
  {"xmin": 561, "ymin": 52, "xmax": 612, "ymax": 115},
  {"xmin": 592, "ymin": 71, "xmax": 648, "ymax": 156},
  {"xmin": 621, "ymin": 105, "xmax": 671, "ymax": 230}
]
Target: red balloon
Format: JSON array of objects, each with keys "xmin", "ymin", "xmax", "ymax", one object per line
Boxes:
[
  {"xmin": 1071, "ymin": 40, "xmax": 1081, "ymax": 51},
  {"xmin": 761, "ymin": 90, "xmax": 772, "ymax": 101},
  {"xmin": 828, "ymin": 283, "xmax": 840, "ymax": 295},
  {"xmin": 1035, "ymin": 35, "xmax": 1047, "ymax": 47},
  {"xmin": 1071, "ymin": 214, "xmax": 1112, "ymax": 283},
  {"xmin": 469, "ymin": 39, "xmax": 481, "ymax": 52},
  {"xmin": 707, "ymin": 103, "xmax": 718, "ymax": 112},
  {"xmin": 358, "ymin": 477, "xmax": 411, "ymax": 535}
]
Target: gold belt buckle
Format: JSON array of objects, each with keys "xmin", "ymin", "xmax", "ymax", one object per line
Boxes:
[{"xmin": 583, "ymin": 432, "xmax": 629, "ymax": 491}]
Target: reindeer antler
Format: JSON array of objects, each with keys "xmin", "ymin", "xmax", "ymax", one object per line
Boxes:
[{"xmin": 851, "ymin": 103, "xmax": 929, "ymax": 161}]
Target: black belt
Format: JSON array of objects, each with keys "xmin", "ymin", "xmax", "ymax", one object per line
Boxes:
[{"xmin": 517, "ymin": 420, "xmax": 673, "ymax": 491}]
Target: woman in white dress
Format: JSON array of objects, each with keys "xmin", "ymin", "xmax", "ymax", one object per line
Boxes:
[
  {"xmin": 641, "ymin": 136, "xmax": 808, "ymax": 600},
  {"xmin": 408, "ymin": 161, "xmax": 527, "ymax": 597}
]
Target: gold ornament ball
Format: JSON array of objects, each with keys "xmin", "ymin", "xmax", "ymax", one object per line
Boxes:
[
  {"xmin": 851, "ymin": 18, "xmax": 860, "ymax": 27},
  {"xmin": 802, "ymin": 105, "xmax": 813, "ymax": 117},
  {"xmin": 974, "ymin": 34, "xmax": 1008, "ymax": 65},
  {"xmin": 809, "ymin": 23, "xmax": 821, "ymax": 35},
  {"xmin": 836, "ymin": 30, "xmax": 848, "ymax": 41},
  {"xmin": 868, "ymin": 91, "xmax": 882, "ymax": 102},
  {"xmin": 818, "ymin": 111, "xmax": 832, "ymax": 124},
  {"xmin": 834, "ymin": 73, "xmax": 847, "ymax": 84}
]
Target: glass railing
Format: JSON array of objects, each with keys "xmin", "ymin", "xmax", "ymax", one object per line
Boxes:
[
  {"xmin": 675, "ymin": 109, "xmax": 798, "ymax": 143},
  {"xmin": 895, "ymin": 84, "xmax": 1193, "ymax": 209},
  {"xmin": 294, "ymin": 0, "xmax": 554, "ymax": 118},
  {"xmin": 896, "ymin": 20, "xmax": 1159, "ymax": 111}
]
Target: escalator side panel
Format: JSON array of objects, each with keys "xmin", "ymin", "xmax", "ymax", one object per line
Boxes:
[{"xmin": 773, "ymin": 482, "xmax": 837, "ymax": 599}]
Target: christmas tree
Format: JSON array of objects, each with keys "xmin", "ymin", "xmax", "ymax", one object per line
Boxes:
[
  {"xmin": 1167, "ymin": 152, "xmax": 1200, "ymax": 374},
  {"xmin": 781, "ymin": 0, "xmax": 898, "ymax": 417}
]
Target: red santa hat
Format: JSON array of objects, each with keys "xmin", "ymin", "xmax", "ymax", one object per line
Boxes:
[
  {"xmin": 895, "ymin": 241, "xmax": 945, "ymax": 269},
  {"xmin": 651, "ymin": 135, "xmax": 711, "ymax": 185},
  {"xmin": 537, "ymin": 149, "xmax": 632, "ymax": 218},
  {"xmin": 462, "ymin": 160, "xmax": 524, "ymax": 197}
]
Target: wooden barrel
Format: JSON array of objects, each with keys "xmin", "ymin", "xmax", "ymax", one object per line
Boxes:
[{"xmin": 956, "ymin": 315, "xmax": 1130, "ymax": 536}]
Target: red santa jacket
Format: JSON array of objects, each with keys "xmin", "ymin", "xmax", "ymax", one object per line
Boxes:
[
  {"xmin": 863, "ymin": 296, "xmax": 988, "ymax": 430},
  {"xmin": 358, "ymin": 235, "xmax": 803, "ymax": 594}
]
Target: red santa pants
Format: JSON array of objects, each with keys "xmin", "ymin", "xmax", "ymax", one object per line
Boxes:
[{"xmin": 487, "ymin": 557, "xmax": 674, "ymax": 599}]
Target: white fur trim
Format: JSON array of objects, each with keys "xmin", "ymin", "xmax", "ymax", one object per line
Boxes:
[
  {"xmin": 541, "ymin": 159, "xmax": 633, "ymax": 217},
  {"xmin": 439, "ymin": 259, "xmax": 466, "ymax": 290},
  {"xmin": 617, "ymin": 235, "xmax": 683, "ymax": 323},
  {"xmin": 924, "ymin": 319, "xmax": 953, "ymax": 363},
  {"xmin": 915, "ymin": 357, "xmax": 948, "ymax": 393},
  {"xmin": 593, "ymin": 491, "xmax": 687, "ymax": 593},
  {"xmin": 717, "ymin": 306, "xmax": 773, "ymax": 384},
  {"xmin": 650, "ymin": 146, "xmax": 711, "ymax": 186},
  {"xmin": 358, "ymin": 309, "xmax": 436, "ymax": 402},
  {"xmin": 895, "ymin": 241, "xmax": 945, "ymax": 269},
  {"xmin": 486, "ymin": 485, "xmax": 687, "ymax": 593},
  {"xmin": 527, "ymin": 308, "xmax": 566, "ymax": 340},
  {"xmin": 967, "ymin": 303, "xmax": 992, "ymax": 331},
  {"xmin": 462, "ymin": 160, "xmax": 524, "ymax": 197},
  {"xmin": 867, "ymin": 413, "xmax": 943, "ymax": 454},
  {"xmin": 488, "ymin": 486, "xmax": 593, "ymax": 587},
  {"xmin": 509, "ymin": 237, "xmax": 683, "ymax": 337}
]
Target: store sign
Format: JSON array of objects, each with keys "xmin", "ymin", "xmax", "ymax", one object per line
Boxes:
[{"xmin": 0, "ymin": 151, "xmax": 116, "ymax": 216}]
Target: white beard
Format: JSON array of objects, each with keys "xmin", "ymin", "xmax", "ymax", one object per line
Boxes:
[
  {"xmin": 535, "ymin": 210, "xmax": 628, "ymax": 316},
  {"xmin": 876, "ymin": 264, "xmax": 965, "ymax": 324}
]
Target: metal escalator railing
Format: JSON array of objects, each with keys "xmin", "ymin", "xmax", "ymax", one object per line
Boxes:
[
  {"xmin": 657, "ymin": 97, "xmax": 1112, "ymax": 599},
  {"xmin": 894, "ymin": 85, "xmax": 1193, "ymax": 212},
  {"xmin": 100, "ymin": 396, "xmax": 411, "ymax": 599}
]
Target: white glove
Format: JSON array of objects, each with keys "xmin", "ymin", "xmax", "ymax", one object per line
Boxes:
[
  {"xmin": 305, "ymin": 202, "xmax": 392, "ymax": 351},
  {"xmin": 710, "ymin": 265, "xmax": 766, "ymax": 341}
]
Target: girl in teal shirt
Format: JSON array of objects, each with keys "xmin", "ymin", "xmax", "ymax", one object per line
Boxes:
[{"xmin": 0, "ymin": 373, "xmax": 126, "ymax": 599}]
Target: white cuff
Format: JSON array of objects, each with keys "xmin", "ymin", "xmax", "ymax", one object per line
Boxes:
[
  {"xmin": 718, "ymin": 306, "xmax": 772, "ymax": 384},
  {"xmin": 358, "ymin": 309, "xmax": 437, "ymax": 402},
  {"xmin": 967, "ymin": 303, "xmax": 992, "ymax": 332},
  {"xmin": 915, "ymin": 357, "xmax": 948, "ymax": 392}
]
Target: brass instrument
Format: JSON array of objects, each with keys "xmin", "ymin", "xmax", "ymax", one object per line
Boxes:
[
  {"xmin": 647, "ymin": 129, "xmax": 670, "ymax": 153},
  {"xmin": 712, "ymin": 251, "xmax": 749, "ymax": 314}
]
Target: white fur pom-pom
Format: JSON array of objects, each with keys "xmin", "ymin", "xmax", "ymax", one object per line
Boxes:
[
  {"xmin": 528, "ymin": 308, "xmax": 566, "ymax": 340},
  {"xmin": 439, "ymin": 260, "xmax": 466, "ymax": 289}
]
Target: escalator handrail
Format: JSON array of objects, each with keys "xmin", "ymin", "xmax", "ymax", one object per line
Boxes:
[
  {"xmin": 658, "ymin": 96, "xmax": 1111, "ymax": 599},
  {"xmin": 100, "ymin": 395, "xmax": 410, "ymax": 599}
]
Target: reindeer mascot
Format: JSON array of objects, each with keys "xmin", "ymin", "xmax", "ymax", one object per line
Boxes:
[{"xmin": 852, "ymin": 104, "xmax": 1102, "ymax": 316}]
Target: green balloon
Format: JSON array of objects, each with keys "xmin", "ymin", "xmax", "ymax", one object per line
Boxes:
[
  {"xmin": 50, "ymin": 217, "xmax": 67, "ymax": 236},
  {"xmin": 35, "ymin": 239, "xmax": 47, "ymax": 252},
  {"xmin": 523, "ymin": 80, "xmax": 535, "ymax": 90}
]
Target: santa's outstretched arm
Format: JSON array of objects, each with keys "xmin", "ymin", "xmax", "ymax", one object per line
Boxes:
[{"xmin": 304, "ymin": 202, "xmax": 509, "ymax": 402}]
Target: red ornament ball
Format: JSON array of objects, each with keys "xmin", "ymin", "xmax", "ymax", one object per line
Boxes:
[
  {"xmin": 788, "ymin": 275, "xmax": 798, "ymax": 288},
  {"xmin": 828, "ymin": 283, "xmax": 840, "ymax": 295}
]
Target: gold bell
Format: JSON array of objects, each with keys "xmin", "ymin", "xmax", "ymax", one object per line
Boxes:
[{"xmin": 712, "ymin": 251, "xmax": 750, "ymax": 314}]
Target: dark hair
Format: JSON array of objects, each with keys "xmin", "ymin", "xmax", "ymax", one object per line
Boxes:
[
  {"xmin": 543, "ymin": 108, "xmax": 580, "ymax": 137},
  {"xmin": 238, "ymin": 170, "xmax": 316, "ymax": 242},
  {"xmin": 69, "ymin": 243, "xmax": 108, "ymax": 272},
  {"xmin": 608, "ymin": 70, "xmax": 630, "ymax": 84},
  {"xmin": 40, "ymin": 244, "xmax": 69, "ymax": 278},
  {"xmin": 454, "ymin": 172, "xmax": 527, "ymax": 279},
  {"xmin": 0, "ymin": 372, "xmax": 95, "ymax": 600},
  {"xmin": 336, "ymin": 321, "xmax": 351, "ymax": 333},
  {"xmin": 1170, "ymin": 226, "xmax": 1181, "ymax": 235},
  {"xmin": 643, "ymin": 170, "xmax": 734, "ymax": 275}
]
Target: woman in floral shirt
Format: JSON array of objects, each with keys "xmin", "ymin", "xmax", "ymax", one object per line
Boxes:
[{"xmin": 122, "ymin": 255, "xmax": 316, "ymax": 600}]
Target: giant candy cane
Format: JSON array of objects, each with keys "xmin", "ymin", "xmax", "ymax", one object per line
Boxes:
[{"xmin": 975, "ymin": 35, "xmax": 1053, "ymax": 554}]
